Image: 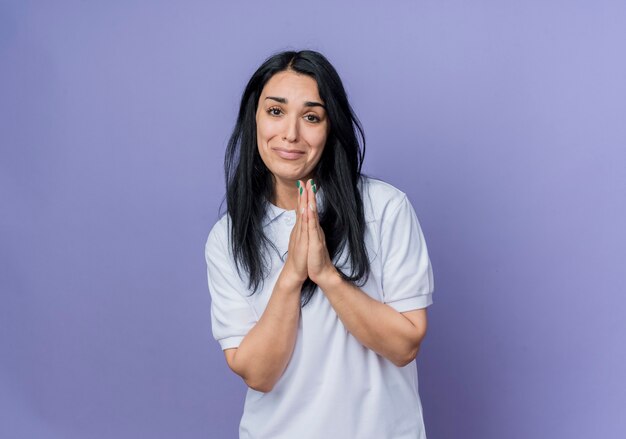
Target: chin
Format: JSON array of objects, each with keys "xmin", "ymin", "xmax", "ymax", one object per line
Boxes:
[{"xmin": 269, "ymin": 165, "xmax": 307, "ymax": 181}]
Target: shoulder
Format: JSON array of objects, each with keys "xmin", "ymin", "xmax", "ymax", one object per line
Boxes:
[
  {"xmin": 205, "ymin": 213, "xmax": 231, "ymax": 259},
  {"xmin": 359, "ymin": 175, "xmax": 408, "ymax": 222}
]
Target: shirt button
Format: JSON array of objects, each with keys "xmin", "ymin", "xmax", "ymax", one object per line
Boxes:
[{"xmin": 285, "ymin": 214, "xmax": 295, "ymax": 226}]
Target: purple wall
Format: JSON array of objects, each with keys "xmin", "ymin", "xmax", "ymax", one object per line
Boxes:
[{"xmin": 2, "ymin": 1, "xmax": 625, "ymax": 438}]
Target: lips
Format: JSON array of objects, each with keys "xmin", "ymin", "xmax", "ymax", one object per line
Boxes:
[{"xmin": 273, "ymin": 148, "xmax": 305, "ymax": 160}]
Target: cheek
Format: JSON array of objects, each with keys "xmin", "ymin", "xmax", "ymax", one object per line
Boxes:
[
  {"xmin": 256, "ymin": 117, "xmax": 280, "ymax": 145},
  {"xmin": 312, "ymin": 133, "xmax": 328, "ymax": 155}
]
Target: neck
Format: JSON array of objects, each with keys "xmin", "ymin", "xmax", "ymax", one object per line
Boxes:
[{"xmin": 271, "ymin": 173, "xmax": 314, "ymax": 210}]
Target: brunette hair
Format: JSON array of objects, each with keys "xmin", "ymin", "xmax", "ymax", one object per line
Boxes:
[{"xmin": 222, "ymin": 49, "xmax": 370, "ymax": 307}]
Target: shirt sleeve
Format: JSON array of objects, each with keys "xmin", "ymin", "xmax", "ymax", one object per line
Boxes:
[
  {"xmin": 379, "ymin": 194, "xmax": 434, "ymax": 312},
  {"xmin": 205, "ymin": 222, "xmax": 258, "ymax": 350}
]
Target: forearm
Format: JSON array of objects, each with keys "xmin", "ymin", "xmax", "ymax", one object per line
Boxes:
[
  {"xmin": 230, "ymin": 272, "xmax": 301, "ymax": 392},
  {"xmin": 317, "ymin": 269, "xmax": 424, "ymax": 367}
]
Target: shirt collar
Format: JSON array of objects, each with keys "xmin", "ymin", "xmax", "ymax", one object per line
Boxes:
[{"xmin": 262, "ymin": 184, "xmax": 326, "ymax": 227}]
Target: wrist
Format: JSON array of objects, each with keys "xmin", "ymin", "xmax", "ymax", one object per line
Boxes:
[
  {"xmin": 313, "ymin": 265, "xmax": 342, "ymax": 291},
  {"xmin": 278, "ymin": 270, "xmax": 305, "ymax": 292}
]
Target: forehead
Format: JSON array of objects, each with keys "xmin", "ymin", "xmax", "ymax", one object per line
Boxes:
[{"xmin": 260, "ymin": 70, "xmax": 323, "ymax": 102}]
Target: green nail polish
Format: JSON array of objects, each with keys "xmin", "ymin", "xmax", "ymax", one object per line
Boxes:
[
  {"xmin": 296, "ymin": 181, "xmax": 301, "ymax": 188},
  {"xmin": 299, "ymin": 186, "xmax": 303, "ymax": 195},
  {"xmin": 312, "ymin": 184, "xmax": 317, "ymax": 194}
]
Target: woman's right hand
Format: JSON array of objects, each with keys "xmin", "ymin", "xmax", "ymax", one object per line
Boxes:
[{"xmin": 281, "ymin": 180, "xmax": 309, "ymax": 289}]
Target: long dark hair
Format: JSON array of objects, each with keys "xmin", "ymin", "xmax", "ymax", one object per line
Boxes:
[{"xmin": 222, "ymin": 49, "xmax": 370, "ymax": 307}]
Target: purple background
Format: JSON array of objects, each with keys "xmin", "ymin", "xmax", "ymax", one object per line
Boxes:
[{"xmin": 2, "ymin": 1, "xmax": 625, "ymax": 438}]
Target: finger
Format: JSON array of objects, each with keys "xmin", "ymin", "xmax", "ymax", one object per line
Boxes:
[
  {"xmin": 306, "ymin": 179, "xmax": 321, "ymax": 241},
  {"xmin": 291, "ymin": 181, "xmax": 301, "ymax": 238},
  {"xmin": 299, "ymin": 179, "xmax": 308, "ymax": 233},
  {"xmin": 306, "ymin": 179, "xmax": 314, "ymax": 223},
  {"xmin": 307, "ymin": 179, "xmax": 322, "ymax": 235},
  {"xmin": 295, "ymin": 180, "xmax": 302, "ymax": 227}
]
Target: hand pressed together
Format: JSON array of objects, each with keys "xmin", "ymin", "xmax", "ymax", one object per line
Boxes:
[{"xmin": 283, "ymin": 179, "xmax": 337, "ymax": 287}]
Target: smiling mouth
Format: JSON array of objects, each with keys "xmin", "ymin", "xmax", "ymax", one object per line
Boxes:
[{"xmin": 273, "ymin": 148, "xmax": 305, "ymax": 160}]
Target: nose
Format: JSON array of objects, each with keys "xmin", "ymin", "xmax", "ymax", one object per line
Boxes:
[{"xmin": 282, "ymin": 115, "xmax": 299, "ymax": 142}]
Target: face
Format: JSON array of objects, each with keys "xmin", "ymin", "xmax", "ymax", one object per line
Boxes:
[{"xmin": 255, "ymin": 70, "xmax": 329, "ymax": 184}]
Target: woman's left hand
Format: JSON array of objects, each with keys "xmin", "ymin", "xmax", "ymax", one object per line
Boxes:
[{"xmin": 305, "ymin": 179, "xmax": 338, "ymax": 285}]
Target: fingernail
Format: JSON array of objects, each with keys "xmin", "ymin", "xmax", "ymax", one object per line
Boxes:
[
  {"xmin": 309, "ymin": 179, "xmax": 314, "ymax": 186},
  {"xmin": 309, "ymin": 202, "xmax": 315, "ymax": 211},
  {"xmin": 312, "ymin": 184, "xmax": 317, "ymax": 194},
  {"xmin": 300, "ymin": 207, "xmax": 305, "ymax": 214},
  {"xmin": 296, "ymin": 181, "xmax": 301, "ymax": 188},
  {"xmin": 299, "ymin": 186, "xmax": 303, "ymax": 195}
]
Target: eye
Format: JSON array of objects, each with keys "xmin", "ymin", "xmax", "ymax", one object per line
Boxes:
[
  {"xmin": 267, "ymin": 106, "xmax": 282, "ymax": 117},
  {"xmin": 305, "ymin": 114, "xmax": 321, "ymax": 123}
]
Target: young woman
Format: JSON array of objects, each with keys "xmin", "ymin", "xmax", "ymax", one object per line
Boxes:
[{"xmin": 205, "ymin": 50, "xmax": 434, "ymax": 438}]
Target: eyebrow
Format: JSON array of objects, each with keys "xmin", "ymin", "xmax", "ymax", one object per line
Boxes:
[{"xmin": 265, "ymin": 96, "xmax": 326, "ymax": 109}]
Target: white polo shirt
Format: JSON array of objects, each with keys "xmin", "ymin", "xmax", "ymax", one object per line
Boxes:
[{"xmin": 205, "ymin": 176, "xmax": 434, "ymax": 439}]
